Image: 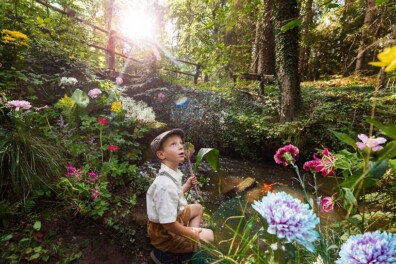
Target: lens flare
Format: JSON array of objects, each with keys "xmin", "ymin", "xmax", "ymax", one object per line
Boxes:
[{"xmin": 175, "ymin": 96, "xmax": 188, "ymax": 106}]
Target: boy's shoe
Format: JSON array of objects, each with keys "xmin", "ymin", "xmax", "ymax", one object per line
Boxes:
[{"xmin": 150, "ymin": 248, "xmax": 181, "ymax": 264}]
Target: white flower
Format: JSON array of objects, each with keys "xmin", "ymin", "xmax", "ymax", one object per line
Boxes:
[
  {"xmin": 121, "ymin": 97, "xmax": 156, "ymax": 123},
  {"xmin": 60, "ymin": 77, "xmax": 78, "ymax": 87}
]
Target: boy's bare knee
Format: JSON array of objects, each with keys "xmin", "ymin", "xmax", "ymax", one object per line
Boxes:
[
  {"xmin": 191, "ymin": 204, "xmax": 203, "ymax": 215},
  {"xmin": 200, "ymin": 228, "xmax": 214, "ymax": 243}
]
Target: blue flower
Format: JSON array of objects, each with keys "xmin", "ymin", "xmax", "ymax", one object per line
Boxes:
[
  {"xmin": 252, "ymin": 192, "xmax": 320, "ymax": 252},
  {"xmin": 336, "ymin": 231, "xmax": 396, "ymax": 264}
]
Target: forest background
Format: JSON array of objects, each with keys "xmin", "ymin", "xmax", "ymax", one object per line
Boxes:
[{"xmin": 0, "ymin": 0, "xmax": 396, "ymax": 263}]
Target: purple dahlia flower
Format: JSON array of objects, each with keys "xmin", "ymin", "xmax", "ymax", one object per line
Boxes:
[
  {"xmin": 252, "ymin": 191, "xmax": 320, "ymax": 252},
  {"xmin": 336, "ymin": 231, "xmax": 396, "ymax": 264}
]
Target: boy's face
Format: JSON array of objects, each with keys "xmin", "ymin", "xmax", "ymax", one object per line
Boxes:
[{"xmin": 156, "ymin": 135, "xmax": 185, "ymax": 168}]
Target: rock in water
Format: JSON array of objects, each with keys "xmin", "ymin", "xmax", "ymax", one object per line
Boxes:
[{"xmin": 226, "ymin": 177, "xmax": 257, "ymax": 196}]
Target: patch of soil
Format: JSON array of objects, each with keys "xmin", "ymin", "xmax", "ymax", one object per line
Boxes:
[{"xmin": 47, "ymin": 196, "xmax": 155, "ymax": 264}]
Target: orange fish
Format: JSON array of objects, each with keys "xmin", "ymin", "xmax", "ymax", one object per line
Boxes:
[{"xmin": 261, "ymin": 182, "xmax": 286, "ymax": 194}]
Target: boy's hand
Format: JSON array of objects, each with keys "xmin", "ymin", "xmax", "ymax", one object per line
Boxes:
[{"xmin": 187, "ymin": 175, "xmax": 198, "ymax": 187}]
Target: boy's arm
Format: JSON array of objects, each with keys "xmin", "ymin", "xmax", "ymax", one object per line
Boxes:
[
  {"xmin": 182, "ymin": 175, "xmax": 197, "ymax": 193},
  {"xmin": 163, "ymin": 221, "xmax": 201, "ymax": 242}
]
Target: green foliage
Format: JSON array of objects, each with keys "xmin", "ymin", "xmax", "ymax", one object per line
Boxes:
[
  {"xmin": 194, "ymin": 148, "xmax": 220, "ymax": 174},
  {"xmin": 0, "ymin": 108, "xmax": 63, "ymax": 203}
]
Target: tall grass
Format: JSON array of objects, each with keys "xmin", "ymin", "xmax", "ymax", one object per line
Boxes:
[{"xmin": 0, "ymin": 127, "xmax": 63, "ymax": 203}]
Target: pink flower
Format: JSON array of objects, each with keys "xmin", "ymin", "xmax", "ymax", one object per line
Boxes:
[
  {"xmin": 5, "ymin": 100, "xmax": 32, "ymax": 111},
  {"xmin": 116, "ymin": 77, "xmax": 123, "ymax": 85},
  {"xmin": 97, "ymin": 117, "xmax": 108, "ymax": 126},
  {"xmin": 274, "ymin": 144, "xmax": 299, "ymax": 166},
  {"xmin": 88, "ymin": 88, "xmax": 102, "ymax": 99},
  {"xmin": 107, "ymin": 145, "xmax": 118, "ymax": 152},
  {"xmin": 90, "ymin": 189, "xmax": 100, "ymax": 199},
  {"xmin": 303, "ymin": 160, "xmax": 320, "ymax": 172},
  {"xmin": 320, "ymin": 193, "xmax": 337, "ymax": 213},
  {"xmin": 65, "ymin": 164, "xmax": 82, "ymax": 180},
  {"xmin": 356, "ymin": 134, "xmax": 387, "ymax": 152},
  {"xmin": 176, "ymin": 84, "xmax": 182, "ymax": 89},
  {"xmin": 86, "ymin": 171, "xmax": 98, "ymax": 183},
  {"xmin": 314, "ymin": 148, "xmax": 337, "ymax": 177},
  {"xmin": 156, "ymin": 92, "xmax": 166, "ymax": 102}
]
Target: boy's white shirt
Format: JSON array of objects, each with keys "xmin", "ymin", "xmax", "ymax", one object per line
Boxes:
[{"xmin": 146, "ymin": 163, "xmax": 188, "ymax": 224}]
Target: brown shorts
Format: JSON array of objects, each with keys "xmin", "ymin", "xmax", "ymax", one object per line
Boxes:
[{"xmin": 147, "ymin": 205, "xmax": 196, "ymax": 253}]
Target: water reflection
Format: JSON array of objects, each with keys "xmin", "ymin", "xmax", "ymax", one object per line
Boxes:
[{"xmin": 197, "ymin": 157, "xmax": 343, "ymax": 232}]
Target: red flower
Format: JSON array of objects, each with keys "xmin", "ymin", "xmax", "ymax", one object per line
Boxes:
[
  {"xmin": 314, "ymin": 148, "xmax": 336, "ymax": 177},
  {"xmin": 303, "ymin": 148, "xmax": 337, "ymax": 177},
  {"xmin": 274, "ymin": 144, "xmax": 299, "ymax": 166},
  {"xmin": 303, "ymin": 160, "xmax": 320, "ymax": 172},
  {"xmin": 97, "ymin": 117, "xmax": 108, "ymax": 125},
  {"xmin": 107, "ymin": 145, "xmax": 118, "ymax": 152}
]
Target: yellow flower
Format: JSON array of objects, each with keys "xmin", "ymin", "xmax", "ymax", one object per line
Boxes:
[
  {"xmin": 369, "ymin": 45, "xmax": 396, "ymax": 72},
  {"xmin": 111, "ymin": 101, "xmax": 122, "ymax": 113},
  {"xmin": 57, "ymin": 94, "xmax": 75, "ymax": 109},
  {"xmin": 1, "ymin": 29, "xmax": 30, "ymax": 46},
  {"xmin": 1, "ymin": 29, "xmax": 29, "ymax": 40}
]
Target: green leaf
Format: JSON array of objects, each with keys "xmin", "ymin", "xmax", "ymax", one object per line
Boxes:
[
  {"xmin": 367, "ymin": 160, "xmax": 388, "ymax": 179},
  {"xmin": 194, "ymin": 148, "xmax": 220, "ymax": 174},
  {"xmin": 342, "ymin": 187, "xmax": 357, "ymax": 207},
  {"xmin": 377, "ymin": 140, "xmax": 396, "ymax": 160},
  {"xmin": 33, "ymin": 220, "xmax": 41, "ymax": 231},
  {"xmin": 389, "ymin": 159, "xmax": 396, "ymax": 174},
  {"xmin": 0, "ymin": 234, "xmax": 12, "ymax": 242},
  {"xmin": 326, "ymin": 3, "xmax": 340, "ymax": 8},
  {"xmin": 71, "ymin": 88, "xmax": 89, "ymax": 108},
  {"xmin": 28, "ymin": 253, "xmax": 40, "ymax": 261},
  {"xmin": 375, "ymin": 0, "xmax": 388, "ymax": 4},
  {"xmin": 368, "ymin": 119, "xmax": 396, "ymax": 139},
  {"xmin": 347, "ymin": 214, "xmax": 363, "ymax": 230},
  {"xmin": 330, "ymin": 130, "xmax": 357, "ymax": 149},
  {"xmin": 281, "ymin": 18, "xmax": 302, "ymax": 32}
]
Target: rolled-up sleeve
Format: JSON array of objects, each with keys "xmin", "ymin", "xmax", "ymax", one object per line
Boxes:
[{"xmin": 154, "ymin": 183, "xmax": 179, "ymax": 224}]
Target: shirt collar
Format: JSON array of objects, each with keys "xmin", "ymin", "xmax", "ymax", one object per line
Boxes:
[{"xmin": 159, "ymin": 163, "xmax": 183, "ymax": 184}]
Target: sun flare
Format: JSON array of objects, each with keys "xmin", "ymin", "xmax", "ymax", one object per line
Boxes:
[{"xmin": 118, "ymin": 10, "xmax": 157, "ymax": 41}]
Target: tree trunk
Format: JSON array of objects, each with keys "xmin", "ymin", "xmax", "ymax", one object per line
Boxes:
[
  {"xmin": 355, "ymin": 0, "xmax": 376, "ymax": 74},
  {"xmin": 252, "ymin": 20, "xmax": 261, "ymax": 74},
  {"xmin": 273, "ymin": 0, "xmax": 301, "ymax": 122},
  {"xmin": 299, "ymin": 0, "xmax": 313, "ymax": 80},
  {"xmin": 259, "ymin": 0, "xmax": 276, "ymax": 76}
]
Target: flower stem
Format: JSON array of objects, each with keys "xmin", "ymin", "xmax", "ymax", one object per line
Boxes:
[
  {"xmin": 291, "ymin": 163, "xmax": 310, "ymax": 208},
  {"xmin": 100, "ymin": 128, "xmax": 103, "ymax": 163},
  {"xmin": 187, "ymin": 158, "xmax": 201, "ymax": 199}
]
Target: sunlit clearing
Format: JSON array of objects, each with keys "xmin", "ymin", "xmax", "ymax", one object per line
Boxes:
[{"xmin": 118, "ymin": 10, "xmax": 157, "ymax": 41}]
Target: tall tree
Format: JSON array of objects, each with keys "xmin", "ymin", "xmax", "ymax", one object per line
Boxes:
[
  {"xmin": 273, "ymin": 0, "xmax": 301, "ymax": 122},
  {"xmin": 259, "ymin": 0, "xmax": 275, "ymax": 77},
  {"xmin": 354, "ymin": 0, "xmax": 376, "ymax": 74},
  {"xmin": 298, "ymin": 0, "xmax": 313, "ymax": 80}
]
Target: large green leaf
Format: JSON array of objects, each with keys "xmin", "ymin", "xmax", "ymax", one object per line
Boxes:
[
  {"xmin": 194, "ymin": 148, "xmax": 219, "ymax": 174},
  {"xmin": 330, "ymin": 130, "xmax": 357, "ymax": 149},
  {"xmin": 377, "ymin": 140, "xmax": 396, "ymax": 160},
  {"xmin": 281, "ymin": 18, "xmax": 302, "ymax": 32},
  {"xmin": 368, "ymin": 119, "xmax": 396, "ymax": 139},
  {"xmin": 367, "ymin": 160, "xmax": 388, "ymax": 179},
  {"xmin": 71, "ymin": 88, "xmax": 89, "ymax": 108}
]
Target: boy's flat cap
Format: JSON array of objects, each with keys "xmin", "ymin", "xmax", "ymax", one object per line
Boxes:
[{"xmin": 150, "ymin": 128, "xmax": 185, "ymax": 155}]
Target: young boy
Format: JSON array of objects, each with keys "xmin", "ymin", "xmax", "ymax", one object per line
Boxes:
[{"xmin": 147, "ymin": 128, "xmax": 214, "ymax": 263}]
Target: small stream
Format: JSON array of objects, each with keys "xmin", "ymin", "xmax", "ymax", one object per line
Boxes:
[{"xmin": 140, "ymin": 156, "xmax": 343, "ymax": 235}]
